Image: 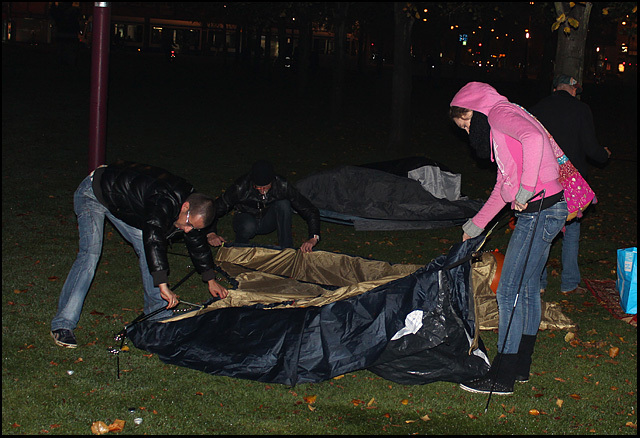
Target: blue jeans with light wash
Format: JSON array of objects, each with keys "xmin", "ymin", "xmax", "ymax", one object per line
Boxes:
[
  {"xmin": 496, "ymin": 200, "xmax": 568, "ymax": 354},
  {"xmin": 51, "ymin": 174, "xmax": 172, "ymax": 332},
  {"xmin": 540, "ymin": 218, "xmax": 581, "ymax": 292}
]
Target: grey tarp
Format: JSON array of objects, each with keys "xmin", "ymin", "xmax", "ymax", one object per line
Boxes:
[{"xmin": 294, "ymin": 165, "xmax": 484, "ymax": 231}]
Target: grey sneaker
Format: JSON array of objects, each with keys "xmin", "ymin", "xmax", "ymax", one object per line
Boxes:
[{"xmin": 51, "ymin": 329, "xmax": 77, "ymax": 348}]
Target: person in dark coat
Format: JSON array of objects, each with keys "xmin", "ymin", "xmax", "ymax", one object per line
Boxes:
[
  {"xmin": 530, "ymin": 74, "xmax": 611, "ymax": 295},
  {"xmin": 206, "ymin": 160, "xmax": 321, "ymax": 253},
  {"xmin": 51, "ymin": 161, "xmax": 228, "ymax": 349}
]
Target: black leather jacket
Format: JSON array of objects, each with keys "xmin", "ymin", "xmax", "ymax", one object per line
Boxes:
[
  {"xmin": 208, "ymin": 173, "xmax": 320, "ymax": 238},
  {"xmin": 92, "ymin": 161, "xmax": 216, "ymax": 286}
]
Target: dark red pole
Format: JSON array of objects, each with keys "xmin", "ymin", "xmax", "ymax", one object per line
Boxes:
[{"xmin": 88, "ymin": 2, "xmax": 111, "ymax": 173}]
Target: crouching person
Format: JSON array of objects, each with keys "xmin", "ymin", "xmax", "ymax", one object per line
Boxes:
[{"xmin": 206, "ymin": 160, "xmax": 321, "ymax": 253}]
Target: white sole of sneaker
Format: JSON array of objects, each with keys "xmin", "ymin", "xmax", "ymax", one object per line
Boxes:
[{"xmin": 459, "ymin": 383, "xmax": 513, "ymax": 395}]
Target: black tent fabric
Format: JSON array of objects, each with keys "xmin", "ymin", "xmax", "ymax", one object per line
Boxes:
[
  {"xmin": 294, "ymin": 164, "xmax": 484, "ymax": 231},
  {"xmin": 127, "ymin": 237, "xmax": 490, "ymax": 386}
]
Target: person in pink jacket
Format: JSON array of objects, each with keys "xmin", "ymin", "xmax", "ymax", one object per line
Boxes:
[{"xmin": 449, "ymin": 82, "xmax": 568, "ymax": 395}]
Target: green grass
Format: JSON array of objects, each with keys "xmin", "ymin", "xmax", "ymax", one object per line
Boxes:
[{"xmin": 2, "ymin": 43, "xmax": 637, "ymax": 434}]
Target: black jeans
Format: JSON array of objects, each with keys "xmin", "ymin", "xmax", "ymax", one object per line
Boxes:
[{"xmin": 232, "ymin": 199, "xmax": 293, "ymax": 248}]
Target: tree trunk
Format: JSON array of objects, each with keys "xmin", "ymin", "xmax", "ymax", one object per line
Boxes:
[
  {"xmin": 553, "ymin": 2, "xmax": 592, "ymax": 84},
  {"xmin": 332, "ymin": 2, "xmax": 349, "ymax": 118},
  {"xmin": 297, "ymin": 8, "xmax": 312, "ymax": 97},
  {"xmin": 388, "ymin": 2, "xmax": 415, "ymax": 155}
]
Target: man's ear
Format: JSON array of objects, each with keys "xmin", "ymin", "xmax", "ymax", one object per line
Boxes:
[{"xmin": 181, "ymin": 201, "xmax": 190, "ymax": 213}]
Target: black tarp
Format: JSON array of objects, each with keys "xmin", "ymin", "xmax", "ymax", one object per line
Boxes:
[
  {"xmin": 294, "ymin": 163, "xmax": 484, "ymax": 231},
  {"xmin": 127, "ymin": 237, "xmax": 491, "ymax": 386}
]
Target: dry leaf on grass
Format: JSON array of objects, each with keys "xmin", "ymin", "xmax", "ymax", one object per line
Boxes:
[
  {"xmin": 91, "ymin": 421, "xmax": 109, "ymax": 435},
  {"xmin": 107, "ymin": 419, "xmax": 125, "ymax": 432}
]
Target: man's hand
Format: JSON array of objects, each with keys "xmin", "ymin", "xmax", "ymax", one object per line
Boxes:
[
  {"xmin": 208, "ymin": 279, "xmax": 228, "ymax": 299},
  {"xmin": 462, "ymin": 232, "xmax": 472, "ymax": 242},
  {"xmin": 300, "ymin": 236, "xmax": 318, "ymax": 253},
  {"xmin": 207, "ymin": 232, "xmax": 227, "ymax": 247},
  {"xmin": 159, "ymin": 283, "xmax": 179, "ymax": 308}
]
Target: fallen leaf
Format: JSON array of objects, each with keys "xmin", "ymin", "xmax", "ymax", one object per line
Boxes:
[
  {"xmin": 608, "ymin": 346, "xmax": 619, "ymax": 358},
  {"xmin": 121, "ymin": 346, "xmax": 130, "ymax": 351},
  {"xmin": 554, "ymin": 377, "xmax": 566, "ymax": 382},
  {"xmin": 91, "ymin": 421, "xmax": 109, "ymax": 435},
  {"xmin": 48, "ymin": 276, "xmax": 59, "ymax": 281},
  {"xmin": 564, "ymin": 332, "xmax": 575, "ymax": 342},
  {"xmin": 626, "ymin": 422, "xmax": 637, "ymax": 429},
  {"xmin": 401, "ymin": 399, "xmax": 409, "ymax": 405},
  {"xmin": 420, "ymin": 414, "xmax": 431, "ymax": 421},
  {"xmin": 107, "ymin": 419, "xmax": 125, "ymax": 432},
  {"xmin": 12, "ymin": 423, "xmax": 20, "ymax": 428},
  {"xmin": 529, "ymin": 409, "xmax": 540, "ymax": 416},
  {"xmin": 405, "ymin": 419, "xmax": 416, "ymax": 423},
  {"xmin": 332, "ymin": 375, "xmax": 345, "ymax": 380},
  {"xmin": 303, "ymin": 395, "xmax": 317, "ymax": 404},
  {"xmin": 367, "ymin": 398, "xmax": 375, "ymax": 407},
  {"xmin": 468, "ymin": 414, "xmax": 478, "ymax": 419},
  {"xmin": 569, "ymin": 393, "xmax": 581, "ymax": 400},
  {"xmin": 308, "ymin": 404, "xmax": 316, "ymax": 411},
  {"xmin": 195, "ymin": 392, "xmax": 204, "ymax": 396},
  {"xmin": 556, "ymin": 399, "xmax": 564, "ymax": 408}
]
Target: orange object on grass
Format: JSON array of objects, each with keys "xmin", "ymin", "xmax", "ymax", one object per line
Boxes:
[{"xmin": 490, "ymin": 249, "xmax": 505, "ymax": 294}]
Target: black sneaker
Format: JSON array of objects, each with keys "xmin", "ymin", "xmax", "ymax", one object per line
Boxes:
[
  {"xmin": 459, "ymin": 376, "xmax": 514, "ymax": 395},
  {"xmin": 50, "ymin": 329, "xmax": 77, "ymax": 348}
]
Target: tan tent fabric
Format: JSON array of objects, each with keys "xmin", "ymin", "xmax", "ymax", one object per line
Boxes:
[
  {"xmin": 168, "ymin": 246, "xmax": 575, "ymax": 334},
  {"xmin": 471, "ymin": 252, "xmax": 576, "ymax": 332},
  {"xmin": 168, "ymin": 247, "xmax": 422, "ymax": 322}
]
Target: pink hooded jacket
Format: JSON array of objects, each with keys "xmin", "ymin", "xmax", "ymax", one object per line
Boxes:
[{"xmin": 450, "ymin": 82, "xmax": 562, "ymax": 237}]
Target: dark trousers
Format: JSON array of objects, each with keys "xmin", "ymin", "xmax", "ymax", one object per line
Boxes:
[{"xmin": 232, "ymin": 200, "xmax": 293, "ymax": 248}]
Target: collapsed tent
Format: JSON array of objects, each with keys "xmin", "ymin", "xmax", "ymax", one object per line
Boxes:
[
  {"xmin": 294, "ymin": 157, "xmax": 484, "ymax": 231},
  {"xmin": 126, "ymin": 238, "xmax": 575, "ymax": 386},
  {"xmin": 127, "ymin": 237, "xmax": 492, "ymax": 386}
]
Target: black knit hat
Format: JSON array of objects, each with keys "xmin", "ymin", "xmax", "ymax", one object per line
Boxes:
[{"xmin": 250, "ymin": 160, "xmax": 275, "ymax": 186}]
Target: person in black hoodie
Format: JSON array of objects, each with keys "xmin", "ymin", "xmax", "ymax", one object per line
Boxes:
[
  {"xmin": 530, "ymin": 74, "xmax": 611, "ymax": 296},
  {"xmin": 206, "ymin": 160, "xmax": 321, "ymax": 253},
  {"xmin": 51, "ymin": 161, "xmax": 228, "ymax": 349}
]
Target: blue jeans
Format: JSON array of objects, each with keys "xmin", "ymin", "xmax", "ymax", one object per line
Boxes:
[
  {"xmin": 233, "ymin": 199, "xmax": 293, "ymax": 248},
  {"xmin": 496, "ymin": 201, "xmax": 567, "ymax": 354},
  {"xmin": 51, "ymin": 174, "xmax": 172, "ymax": 332},
  {"xmin": 540, "ymin": 218, "xmax": 581, "ymax": 292}
]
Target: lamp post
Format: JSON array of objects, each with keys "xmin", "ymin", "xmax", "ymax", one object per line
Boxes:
[
  {"xmin": 524, "ymin": 28, "xmax": 530, "ymax": 79},
  {"xmin": 88, "ymin": 2, "xmax": 111, "ymax": 173}
]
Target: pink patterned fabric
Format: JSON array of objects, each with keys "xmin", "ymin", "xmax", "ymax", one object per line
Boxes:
[
  {"xmin": 514, "ymin": 103, "xmax": 597, "ymax": 221},
  {"xmin": 549, "ymin": 135, "xmax": 597, "ymax": 220}
]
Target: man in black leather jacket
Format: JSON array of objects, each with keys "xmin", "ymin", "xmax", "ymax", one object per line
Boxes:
[
  {"xmin": 206, "ymin": 160, "xmax": 321, "ymax": 253},
  {"xmin": 51, "ymin": 161, "xmax": 227, "ymax": 349}
]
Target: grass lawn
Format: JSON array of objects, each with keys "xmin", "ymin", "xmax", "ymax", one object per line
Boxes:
[{"xmin": 2, "ymin": 43, "xmax": 636, "ymax": 435}]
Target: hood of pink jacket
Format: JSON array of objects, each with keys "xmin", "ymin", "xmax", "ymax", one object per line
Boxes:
[{"xmin": 450, "ymin": 82, "xmax": 508, "ymax": 116}]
